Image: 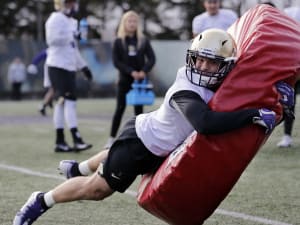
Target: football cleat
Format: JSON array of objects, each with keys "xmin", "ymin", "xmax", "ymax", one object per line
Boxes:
[
  {"xmin": 58, "ymin": 160, "xmax": 79, "ymax": 179},
  {"xmin": 13, "ymin": 192, "xmax": 48, "ymax": 225},
  {"xmin": 55, "ymin": 143, "xmax": 73, "ymax": 152},
  {"xmin": 277, "ymin": 135, "xmax": 292, "ymax": 148}
]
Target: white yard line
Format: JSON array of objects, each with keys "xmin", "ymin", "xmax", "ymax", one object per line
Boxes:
[{"xmin": 0, "ymin": 163, "xmax": 293, "ymax": 225}]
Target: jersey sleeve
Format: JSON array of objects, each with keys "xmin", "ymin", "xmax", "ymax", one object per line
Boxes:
[{"xmin": 170, "ymin": 90, "xmax": 259, "ymax": 134}]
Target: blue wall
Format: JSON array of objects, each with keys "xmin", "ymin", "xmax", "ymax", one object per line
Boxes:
[{"xmin": 0, "ymin": 39, "xmax": 190, "ymax": 97}]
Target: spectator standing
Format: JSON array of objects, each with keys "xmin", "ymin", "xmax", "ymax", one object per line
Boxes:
[
  {"xmin": 277, "ymin": 5, "xmax": 300, "ymax": 148},
  {"xmin": 45, "ymin": 0, "xmax": 93, "ymax": 152},
  {"xmin": 192, "ymin": 0, "xmax": 238, "ymax": 37},
  {"xmin": 7, "ymin": 57, "xmax": 27, "ymax": 100},
  {"xmin": 104, "ymin": 10, "xmax": 156, "ymax": 149}
]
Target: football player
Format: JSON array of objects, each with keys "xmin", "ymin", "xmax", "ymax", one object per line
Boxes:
[
  {"xmin": 44, "ymin": 0, "xmax": 92, "ymax": 152},
  {"xmin": 13, "ymin": 28, "xmax": 294, "ymax": 225}
]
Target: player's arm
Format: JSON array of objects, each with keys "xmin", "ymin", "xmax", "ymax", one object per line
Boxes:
[{"xmin": 170, "ymin": 90, "xmax": 272, "ymax": 134}]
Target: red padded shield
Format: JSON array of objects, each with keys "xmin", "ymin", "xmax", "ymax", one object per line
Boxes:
[{"xmin": 137, "ymin": 5, "xmax": 300, "ymax": 225}]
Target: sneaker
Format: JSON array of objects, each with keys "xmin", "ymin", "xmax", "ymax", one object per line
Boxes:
[
  {"xmin": 277, "ymin": 135, "xmax": 292, "ymax": 148},
  {"xmin": 55, "ymin": 143, "xmax": 73, "ymax": 152},
  {"xmin": 58, "ymin": 160, "xmax": 79, "ymax": 179},
  {"xmin": 48, "ymin": 101, "xmax": 53, "ymax": 109},
  {"xmin": 13, "ymin": 192, "xmax": 48, "ymax": 225},
  {"xmin": 104, "ymin": 137, "xmax": 115, "ymax": 149},
  {"xmin": 73, "ymin": 141, "xmax": 92, "ymax": 152}
]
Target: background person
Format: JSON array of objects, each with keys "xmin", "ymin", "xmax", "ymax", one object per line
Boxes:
[
  {"xmin": 192, "ymin": 0, "xmax": 238, "ymax": 37},
  {"xmin": 27, "ymin": 48, "xmax": 93, "ymax": 117},
  {"xmin": 45, "ymin": 0, "xmax": 93, "ymax": 152},
  {"xmin": 27, "ymin": 49, "xmax": 54, "ymax": 116},
  {"xmin": 104, "ymin": 10, "xmax": 156, "ymax": 149},
  {"xmin": 277, "ymin": 4, "xmax": 300, "ymax": 148},
  {"xmin": 7, "ymin": 57, "xmax": 27, "ymax": 101}
]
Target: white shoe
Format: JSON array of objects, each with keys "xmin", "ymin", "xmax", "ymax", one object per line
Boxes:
[
  {"xmin": 277, "ymin": 135, "xmax": 292, "ymax": 148},
  {"xmin": 58, "ymin": 160, "xmax": 79, "ymax": 179},
  {"xmin": 104, "ymin": 137, "xmax": 115, "ymax": 149}
]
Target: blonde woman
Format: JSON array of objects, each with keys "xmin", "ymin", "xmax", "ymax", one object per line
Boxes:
[{"xmin": 105, "ymin": 10, "xmax": 156, "ymax": 148}]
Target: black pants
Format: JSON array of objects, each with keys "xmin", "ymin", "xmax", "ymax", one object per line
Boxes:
[
  {"xmin": 284, "ymin": 80, "xmax": 300, "ymax": 135},
  {"xmin": 110, "ymin": 83, "xmax": 143, "ymax": 137},
  {"xmin": 103, "ymin": 117, "xmax": 165, "ymax": 192},
  {"xmin": 11, "ymin": 82, "xmax": 22, "ymax": 100}
]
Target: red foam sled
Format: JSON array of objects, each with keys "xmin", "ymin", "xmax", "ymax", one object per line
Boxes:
[{"xmin": 137, "ymin": 5, "xmax": 300, "ymax": 225}]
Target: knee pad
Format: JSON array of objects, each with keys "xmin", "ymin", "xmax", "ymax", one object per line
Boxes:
[{"xmin": 64, "ymin": 92, "xmax": 77, "ymax": 101}]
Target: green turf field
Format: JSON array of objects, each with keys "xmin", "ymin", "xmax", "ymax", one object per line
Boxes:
[{"xmin": 0, "ymin": 98, "xmax": 299, "ymax": 225}]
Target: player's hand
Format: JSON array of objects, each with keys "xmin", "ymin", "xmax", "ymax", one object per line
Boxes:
[
  {"xmin": 81, "ymin": 66, "xmax": 93, "ymax": 81},
  {"xmin": 131, "ymin": 71, "xmax": 140, "ymax": 80},
  {"xmin": 275, "ymin": 81, "xmax": 295, "ymax": 119},
  {"xmin": 73, "ymin": 30, "xmax": 81, "ymax": 40},
  {"xmin": 253, "ymin": 108, "xmax": 276, "ymax": 134},
  {"xmin": 138, "ymin": 71, "xmax": 146, "ymax": 79}
]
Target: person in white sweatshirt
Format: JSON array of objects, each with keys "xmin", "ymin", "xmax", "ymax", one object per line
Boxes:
[{"xmin": 45, "ymin": 0, "xmax": 92, "ymax": 152}]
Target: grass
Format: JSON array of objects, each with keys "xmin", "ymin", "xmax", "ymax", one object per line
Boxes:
[{"xmin": 0, "ymin": 98, "xmax": 299, "ymax": 225}]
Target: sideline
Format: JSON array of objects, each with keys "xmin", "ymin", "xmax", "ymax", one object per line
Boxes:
[{"xmin": 0, "ymin": 163, "xmax": 293, "ymax": 225}]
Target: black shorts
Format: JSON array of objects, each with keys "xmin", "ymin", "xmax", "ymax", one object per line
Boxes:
[
  {"xmin": 48, "ymin": 66, "xmax": 77, "ymax": 100},
  {"xmin": 100, "ymin": 117, "xmax": 165, "ymax": 193}
]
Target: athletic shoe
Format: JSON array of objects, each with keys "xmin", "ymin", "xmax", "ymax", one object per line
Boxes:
[
  {"xmin": 277, "ymin": 135, "xmax": 292, "ymax": 148},
  {"xmin": 55, "ymin": 143, "xmax": 73, "ymax": 152},
  {"xmin": 58, "ymin": 160, "xmax": 79, "ymax": 179},
  {"xmin": 74, "ymin": 141, "xmax": 92, "ymax": 152},
  {"xmin": 13, "ymin": 192, "xmax": 48, "ymax": 225}
]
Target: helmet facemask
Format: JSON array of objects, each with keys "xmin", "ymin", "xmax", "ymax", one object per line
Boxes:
[{"xmin": 186, "ymin": 29, "xmax": 237, "ymax": 90}]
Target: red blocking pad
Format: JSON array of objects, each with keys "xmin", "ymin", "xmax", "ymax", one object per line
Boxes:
[{"xmin": 137, "ymin": 5, "xmax": 300, "ymax": 225}]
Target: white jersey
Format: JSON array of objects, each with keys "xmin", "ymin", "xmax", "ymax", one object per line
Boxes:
[
  {"xmin": 135, "ymin": 67, "xmax": 214, "ymax": 157},
  {"xmin": 45, "ymin": 12, "xmax": 86, "ymax": 72},
  {"xmin": 192, "ymin": 9, "xmax": 238, "ymax": 35}
]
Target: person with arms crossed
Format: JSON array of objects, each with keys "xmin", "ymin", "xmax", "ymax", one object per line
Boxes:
[
  {"xmin": 192, "ymin": 0, "xmax": 238, "ymax": 37},
  {"xmin": 104, "ymin": 10, "xmax": 156, "ymax": 149},
  {"xmin": 13, "ymin": 29, "xmax": 294, "ymax": 225},
  {"xmin": 44, "ymin": 0, "xmax": 93, "ymax": 153}
]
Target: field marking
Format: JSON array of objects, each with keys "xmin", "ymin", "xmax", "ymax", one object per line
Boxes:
[{"xmin": 0, "ymin": 163, "xmax": 293, "ymax": 225}]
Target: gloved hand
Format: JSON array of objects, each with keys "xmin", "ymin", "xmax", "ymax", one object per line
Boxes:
[
  {"xmin": 27, "ymin": 64, "xmax": 38, "ymax": 75},
  {"xmin": 275, "ymin": 81, "xmax": 295, "ymax": 119},
  {"xmin": 253, "ymin": 108, "xmax": 276, "ymax": 134},
  {"xmin": 73, "ymin": 30, "xmax": 81, "ymax": 40},
  {"xmin": 81, "ymin": 66, "xmax": 93, "ymax": 81}
]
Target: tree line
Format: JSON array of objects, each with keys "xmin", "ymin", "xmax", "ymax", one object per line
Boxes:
[{"xmin": 0, "ymin": 0, "xmax": 204, "ymax": 41}]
